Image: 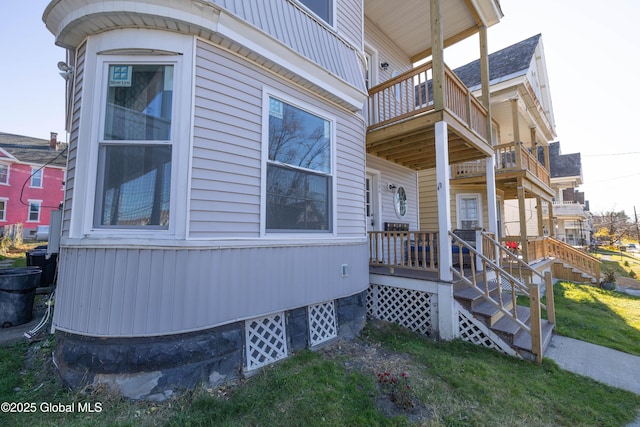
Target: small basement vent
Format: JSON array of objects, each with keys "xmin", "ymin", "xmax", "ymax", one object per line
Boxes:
[
  {"xmin": 245, "ymin": 313, "xmax": 288, "ymax": 371},
  {"xmin": 308, "ymin": 301, "xmax": 337, "ymax": 346}
]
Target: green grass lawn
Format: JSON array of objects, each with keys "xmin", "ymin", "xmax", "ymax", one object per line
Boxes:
[
  {"xmin": 595, "ymin": 248, "xmax": 640, "ymax": 280},
  {"xmin": 551, "ymin": 281, "xmax": 640, "ymax": 356},
  {"xmin": 2, "ymin": 315, "xmax": 640, "ymax": 426}
]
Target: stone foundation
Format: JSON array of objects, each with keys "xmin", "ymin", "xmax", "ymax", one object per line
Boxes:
[{"xmin": 54, "ymin": 291, "xmax": 367, "ymax": 399}]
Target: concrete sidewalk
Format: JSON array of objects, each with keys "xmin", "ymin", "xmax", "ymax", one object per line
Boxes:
[
  {"xmin": 545, "ymin": 335, "xmax": 640, "ymax": 426},
  {"xmin": 546, "ymin": 335, "xmax": 640, "ymax": 395}
]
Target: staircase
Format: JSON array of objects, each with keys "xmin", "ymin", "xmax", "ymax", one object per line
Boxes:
[
  {"xmin": 453, "ymin": 280, "xmax": 554, "ymax": 361},
  {"xmin": 552, "ymin": 261, "xmax": 599, "ymax": 285},
  {"xmin": 450, "ymin": 231, "xmax": 556, "ymax": 362}
]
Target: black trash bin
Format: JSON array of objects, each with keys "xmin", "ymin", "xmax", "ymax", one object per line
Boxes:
[
  {"xmin": 26, "ymin": 248, "xmax": 57, "ymax": 288},
  {"xmin": 0, "ymin": 267, "xmax": 41, "ymax": 328}
]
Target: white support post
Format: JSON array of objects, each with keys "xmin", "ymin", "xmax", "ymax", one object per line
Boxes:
[
  {"xmin": 435, "ymin": 121, "xmax": 452, "ymax": 282},
  {"xmin": 437, "ymin": 282, "xmax": 457, "ymax": 340},
  {"xmin": 485, "ymin": 155, "xmax": 498, "ymax": 235},
  {"xmin": 475, "ymin": 228, "xmax": 484, "ymax": 272},
  {"xmin": 485, "ymin": 154, "xmax": 500, "ymax": 262}
]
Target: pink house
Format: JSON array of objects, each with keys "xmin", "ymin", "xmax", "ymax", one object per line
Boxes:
[{"xmin": 0, "ymin": 132, "xmax": 67, "ymax": 237}]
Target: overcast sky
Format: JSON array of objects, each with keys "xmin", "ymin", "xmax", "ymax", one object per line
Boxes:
[{"xmin": 1, "ymin": 1, "xmax": 639, "ymax": 216}]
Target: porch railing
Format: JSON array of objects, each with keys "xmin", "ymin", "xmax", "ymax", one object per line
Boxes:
[
  {"xmin": 452, "ymin": 231, "xmax": 554, "ymax": 364},
  {"xmin": 495, "ymin": 142, "xmax": 550, "ymax": 186},
  {"xmin": 545, "ymin": 236, "xmax": 601, "ymax": 284},
  {"xmin": 367, "ymin": 62, "xmax": 488, "ymax": 139},
  {"xmin": 368, "ymin": 231, "xmax": 439, "ymax": 273},
  {"xmin": 451, "ymin": 141, "xmax": 550, "ymax": 187}
]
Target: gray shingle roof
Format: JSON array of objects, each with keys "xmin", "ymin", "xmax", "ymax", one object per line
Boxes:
[
  {"xmin": 0, "ymin": 132, "xmax": 67, "ymax": 168},
  {"xmin": 547, "ymin": 141, "xmax": 581, "ymax": 178},
  {"xmin": 453, "ymin": 34, "xmax": 542, "ymax": 90}
]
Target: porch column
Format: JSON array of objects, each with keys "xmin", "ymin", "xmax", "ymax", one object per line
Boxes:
[
  {"xmin": 431, "ymin": 0, "xmax": 445, "ymax": 111},
  {"xmin": 479, "ymin": 26, "xmax": 492, "ymax": 124},
  {"xmin": 543, "ymin": 145, "xmax": 550, "ymax": 171},
  {"xmin": 536, "ymin": 196, "xmax": 544, "ymax": 237},
  {"xmin": 511, "ymin": 98, "xmax": 522, "ymax": 169},
  {"xmin": 530, "ymin": 126, "xmax": 537, "ymax": 152},
  {"xmin": 518, "ymin": 183, "xmax": 529, "ymax": 263},
  {"xmin": 485, "ymin": 156, "xmax": 498, "ymax": 236},
  {"xmin": 548, "ymin": 201, "xmax": 555, "ymax": 238},
  {"xmin": 435, "ymin": 121, "xmax": 453, "ymax": 282}
]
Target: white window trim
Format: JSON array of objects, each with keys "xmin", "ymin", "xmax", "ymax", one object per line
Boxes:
[
  {"xmin": 456, "ymin": 193, "xmax": 483, "ymax": 230},
  {"xmin": 27, "ymin": 199, "xmax": 42, "ymax": 223},
  {"xmin": 260, "ymin": 87, "xmax": 337, "ymax": 238},
  {"xmin": 74, "ymin": 30, "xmax": 194, "ymax": 240},
  {"xmin": 0, "ymin": 197, "xmax": 7, "ymax": 222},
  {"xmin": 0, "ymin": 163, "xmax": 10, "ymax": 185},
  {"xmin": 30, "ymin": 167, "xmax": 43, "ymax": 188}
]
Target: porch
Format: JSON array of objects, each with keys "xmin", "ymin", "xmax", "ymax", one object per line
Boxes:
[{"xmin": 367, "ymin": 229, "xmax": 600, "ymax": 363}]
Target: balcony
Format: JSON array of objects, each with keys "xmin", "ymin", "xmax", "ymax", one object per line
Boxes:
[
  {"xmin": 451, "ymin": 141, "xmax": 552, "ymax": 199},
  {"xmin": 543, "ymin": 201, "xmax": 587, "ymax": 217},
  {"xmin": 366, "ymin": 62, "xmax": 493, "ymax": 171}
]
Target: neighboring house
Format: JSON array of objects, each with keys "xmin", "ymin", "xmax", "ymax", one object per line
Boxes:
[
  {"xmin": 0, "ymin": 132, "xmax": 66, "ymax": 237},
  {"xmin": 47, "ymin": 0, "xmax": 587, "ymax": 399},
  {"xmin": 541, "ymin": 142, "xmax": 592, "ymax": 247},
  {"xmin": 441, "ymin": 34, "xmax": 557, "ymax": 262}
]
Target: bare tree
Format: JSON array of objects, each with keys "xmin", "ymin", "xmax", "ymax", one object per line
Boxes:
[{"xmin": 592, "ymin": 210, "xmax": 631, "ymax": 245}]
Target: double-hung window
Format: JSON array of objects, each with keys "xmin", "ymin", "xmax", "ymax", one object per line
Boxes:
[
  {"xmin": 94, "ymin": 63, "xmax": 174, "ymax": 229},
  {"xmin": 266, "ymin": 96, "xmax": 332, "ymax": 232},
  {"xmin": 0, "ymin": 164, "xmax": 9, "ymax": 185},
  {"xmin": 0, "ymin": 198, "xmax": 7, "ymax": 221},
  {"xmin": 31, "ymin": 168, "xmax": 43, "ymax": 188},
  {"xmin": 457, "ymin": 194, "xmax": 482, "ymax": 230},
  {"xmin": 28, "ymin": 200, "xmax": 41, "ymax": 222}
]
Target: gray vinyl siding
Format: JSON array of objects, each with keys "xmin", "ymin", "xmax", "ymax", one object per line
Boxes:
[
  {"xmin": 53, "ymin": 242, "xmax": 368, "ymax": 337},
  {"xmin": 363, "ymin": 16, "xmax": 413, "ymax": 84},
  {"xmin": 366, "ymin": 155, "xmax": 418, "ymax": 230},
  {"xmin": 191, "ymin": 39, "xmax": 366, "ymax": 238},
  {"xmin": 337, "ymin": 0, "xmax": 364, "ymax": 49},
  {"xmin": 61, "ymin": 42, "xmax": 86, "ymax": 236},
  {"xmin": 208, "ymin": 0, "xmax": 364, "ymax": 91}
]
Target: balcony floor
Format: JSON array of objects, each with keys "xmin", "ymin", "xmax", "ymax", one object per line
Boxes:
[{"xmin": 366, "ymin": 110, "xmax": 493, "ymax": 171}]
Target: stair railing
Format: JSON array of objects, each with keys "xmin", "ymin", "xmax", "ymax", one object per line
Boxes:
[
  {"xmin": 451, "ymin": 231, "xmax": 554, "ymax": 363},
  {"xmin": 544, "ymin": 237, "xmax": 601, "ymax": 284}
]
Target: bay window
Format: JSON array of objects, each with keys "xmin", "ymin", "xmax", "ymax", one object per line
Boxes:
[{"xmin": 94, "ymin": 63, "xmax": 173, "ymax": 229}]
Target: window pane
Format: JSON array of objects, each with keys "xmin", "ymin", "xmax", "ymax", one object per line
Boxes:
[
  {"xmin": 299, "ymin": 0, "xmax": 333, "ymax": 24},
  {"xmin": 105, "ymin": 64, "xmax": 173, "ymax": 141},
  {"xmin": 29, "ymin": 203, "xmax": 40, "ymax": 221},
  {"xmin": 269, "ymin": 98, "xmax": 330, "ymax": 173},
  {"xmin": 0, "ymin": 165, "xmax": 8, "ymax": 184},
  {"xmin": 31, "ymin": 169, "xmax": 42, "ymax": 187},
  {"xmin": 460, "ymin": 197, "xmax": 479, "ymax": 229},
  {"xmin": 266, "ymin": 165, "xmax": 330, "ymax": 231},
  {"xmin": 0, "ymin": 201, "xmax": 6, "ymax": 221},
  {"xmin": 96, "ymin": 145, "xmax": 171, "ymax": 228}
]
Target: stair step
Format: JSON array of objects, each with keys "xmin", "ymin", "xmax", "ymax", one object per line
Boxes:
[
  {"xmin": 512, "ymin": 320, "xmax": 555, "ymax": 360},
  {"xmin": 470, "ymin": 297, "xmax": 515, "ymax": 326},
  {"xmin": 490, "ymin": 306, "xmax": 531, "ymax": 341},
  {"xmin": 455, "ymin": 284, "xmax": 514, "ymax": 310}
]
